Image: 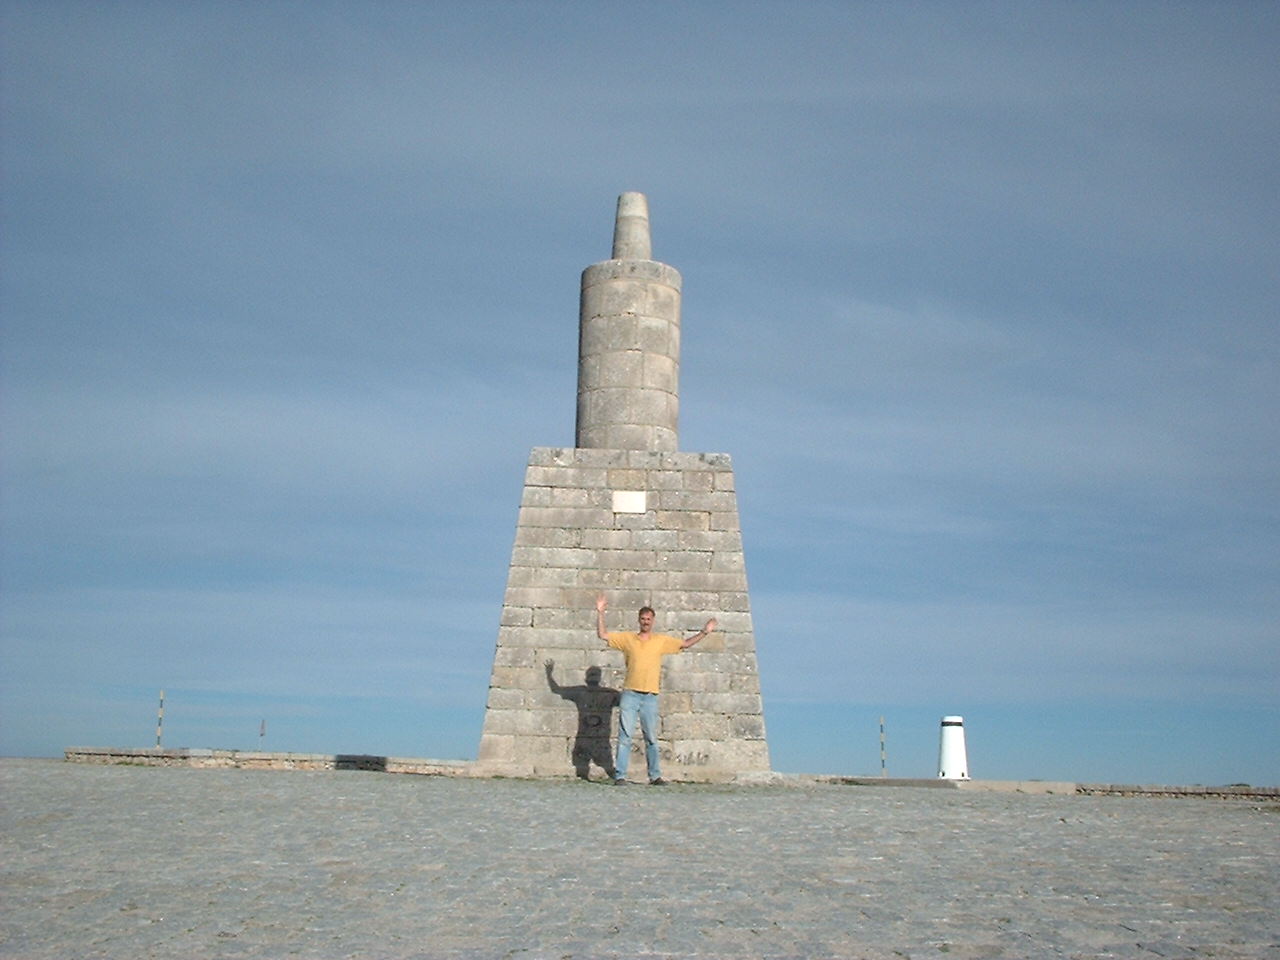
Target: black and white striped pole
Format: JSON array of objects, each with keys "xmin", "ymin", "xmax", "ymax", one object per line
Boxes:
[
  {"xmin": 879, "ymin": 716, "xmax": 887, "ymax": 777},
  {"xmin": 155, "ymin": 690, "xmax": 165, "ymax": 748}
]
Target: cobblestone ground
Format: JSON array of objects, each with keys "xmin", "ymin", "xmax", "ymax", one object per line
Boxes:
[{"xmin": 1, "ymin": 758, "xmax": 1277, "ymax": 959}]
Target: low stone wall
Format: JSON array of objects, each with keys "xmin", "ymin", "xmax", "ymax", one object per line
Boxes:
[
  {"xmin": 1077, "ymin": 782, "xmax": 1280, "ymax": 800},
  {"xmin": 63, "ymin": 748, "xmax": 1279, "ymax": 799},
  {"xmin": 814, "ymin": 776, "xmax": 1078, "ymax": 794},
  {"xmin": 64, "ymin": 747, "xmax": 476, "ymax": 777}
]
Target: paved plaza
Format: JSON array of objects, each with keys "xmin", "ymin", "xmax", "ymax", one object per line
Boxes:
[{"xmin": 1, "ymin": 758, "xmax": 1276, "ymax": 959}]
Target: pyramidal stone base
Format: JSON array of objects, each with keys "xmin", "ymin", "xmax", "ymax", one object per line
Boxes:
[{"xmin": 477, "ymin": 446, "xmax": 770, "ymax": 782}]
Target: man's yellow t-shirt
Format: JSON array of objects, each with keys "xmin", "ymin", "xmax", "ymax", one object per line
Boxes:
[{"xmin": 605, "ymin": 632, "xmax": 683, "ymax": 694}]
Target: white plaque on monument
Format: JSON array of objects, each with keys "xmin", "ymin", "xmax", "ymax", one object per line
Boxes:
[{"xmin": 611, "ymin": 490, "xmax": 647, "ymax": 513}]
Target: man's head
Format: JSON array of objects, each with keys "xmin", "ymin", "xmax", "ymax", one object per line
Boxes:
[{"xmin": 637, "ymin": 606, "xmax": 656, "ymax": 632}]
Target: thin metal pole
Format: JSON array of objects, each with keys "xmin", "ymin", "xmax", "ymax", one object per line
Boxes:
[
  {"xmin": 879, "ymin": 715, "xmax": 887, "ymax": 777},
  {"xmin": 155, "ymin": 690, "xmax": 165, "ymax": 748}
]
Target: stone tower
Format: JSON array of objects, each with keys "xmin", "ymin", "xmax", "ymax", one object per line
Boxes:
[{"xmin": 476, "ymin": 193, "xmax": 770, "ymax": 782}]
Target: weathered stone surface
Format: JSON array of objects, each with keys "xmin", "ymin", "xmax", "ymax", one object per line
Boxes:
[
  {"xmin": 20, "ymin": 757, "xmax": 1280, "ymax": 960},
  {"xmin": 479, "ymin": 196, "xmax": 769, "ymax": 782},
  {"xmin": 576, "ymin": 199, "xmax": 682, "ymax": 454},
  {"xmin": 478, "ymin": 448, "xmax": 770, "ymax": 782}
]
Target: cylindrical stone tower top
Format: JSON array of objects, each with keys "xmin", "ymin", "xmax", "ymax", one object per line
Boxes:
[
  {"xmin": 611, "ymin": 191, "xmax": 652, "ymax": 259},
  {"xmin": 576, "ymin": 192, "xmax": 682, "ymax": 452}
]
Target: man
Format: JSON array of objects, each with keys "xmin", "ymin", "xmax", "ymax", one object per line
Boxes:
[{"xmin": 596, "ymin": 593, "xmax": 717, "ymax": 785}]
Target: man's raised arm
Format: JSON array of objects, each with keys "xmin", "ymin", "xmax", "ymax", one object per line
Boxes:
[
  {"xmin": 596, "ymin": 593, "xmax": 610, "ymax": 642},
  {"xmin": 682, "ymin": 617, "xmax": 718, "ymax": 649}
]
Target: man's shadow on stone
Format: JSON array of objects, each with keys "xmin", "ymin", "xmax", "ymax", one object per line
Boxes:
[{"xmin": 545, "ymin": 659, "xmax": 620, "ymax": 781}]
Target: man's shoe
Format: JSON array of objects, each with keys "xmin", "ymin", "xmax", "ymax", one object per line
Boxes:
[
  {"xmin": 649, "ymin": 778, "xmax": 669, "ymax": 786},
  {"xmin": 613, "ymin": 778, "xmax": 628, "ymax": 786}
]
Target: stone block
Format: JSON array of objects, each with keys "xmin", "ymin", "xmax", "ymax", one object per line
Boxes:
[
  {"xmin": 692, "ymin": 692, "xmax": 764, "ymax": 715},
  {"xmin": 549, "ymin": 486, "xmax": 599, "ymax": 508},
  {"xmin": 707, "ymin": 611, "xmax": 753, "ymax": 632},
  {"xmin": 655, "ymin": 510, "xmax": 710, "ymax": 531},
  {"xmin": 514, "ymin": 526, "xmax": 582, "ymax": 548},
  {"xmin": 506, "ymin": 565, "xmax": 579, "ymax": 588},
  {"xmin": 595, "ymin": 549, "xmax": 658, "ymax": 570},
  {"xmin": 642, "ymin": 353, "xmax": 678, "ymax": 392},
  {"xmin": 518, "ymin": 506, "xmax": 614, "ymax": 529},
  {"xmin": 666, "ymin": 739, "xmax": 717, "ymax": 770},
  {"xmin": 487, "ymin": 666, "xmax": 544, "ymax": 690},
  {"xmin": 682, "ymin": 470, "xmax": 714, "ymax": 492},
  {"xmin": 624, "ymin": 450, "xmax": 665, "ymax": 468},
  {"xmin": 578, "ymin": 314, "xmax": 633, "ymax": 355},
  {"xmin": 580, "ymin": 528, "xmax": 633, "ymax": 549},
  {"xmin": 492, "ymin": 646, "xmax": 536, "ymax": 668},
  {"xmin": 482, "ymin": 708, "xmax": 575, "ymax": 738},
  {"xmin": 613, "ymin": 511, "xmax": 657, "ymax": 530},
  {"xmin": 730, "ymin": 672, "xmax": 761, "ymax": 694},
  {"xmin": 525, "ymin": 465, "xmax": 609, "ymax": 489},
  {"xmin": 477, "ymin": 733, "xmax": 516, "ymax": 762},
  {"xmin": 693, "ymin": 632, "xmax": 726, "ymax": 652},
  {"xmin": 593, "ymin": 387, "xmax": 673, "ymax": 426},
  {"xmin": 526, "ymin": 448, "xmax": 560, "ymax": 467},
  {"xmin": 520, "ymin": 486, "xmax": 552, "ymax": 507},
  {"xmin": 664, "ymin": 669, "xmax": 731, "ymax": 694},
  {"xmin": 629, "ymin": 528, "xmax": 679, "ymax": 549},
  {"xmin": 498, "ymin": 627, "xmax": 585, "ymax": 649},
  {"xmin": 592, "ymin": 569, "xmax": 666, "ymax": 592},
  {"xmin": 665, "ymin": 570, "xmax": 748, "ymax": 593},
  {"xmin": 510, "ymin": 546, "xmax": 599, "ymax": 568},
  {"xmin": 532, "ymin": 446, "xmax": 627, "ymax": 468},
  {"xmin": 730, "ymin": 714, "xmax": 767, "ymax": 739},
  {"xmin": 504, "ymin": 586, "xmax": 568, "ymax": 608},
  {"xmin": 531, "ymin": 607, "xmax": 590, "ymax": 629},
  {"xmin": 538, "ymin": 648, "xmax": 593, "ymax": 672},
  {"xmin": 677, "ymin": 530, "xmax": 743, "ymax": 551},
  {"xmin": 582, "ymin": 258, "xmax": 680, "ymax": 295},
  {"xmin": 637, "ymin": 313, "xmax": 679, "ymax": 354},
  {"xmin": 662, "ymin": 712, "xmax": 730, "ymax": 740},
  {"xmin": 649, "ymin": 590, "xmax": 719, "ymax": 611},
  {"xmin": 606, "ymin": 468, "xmax": 647, "ymax": 489},
  {"xmin": 589, "ymin": 423, "xmax": 662, "ymax": 451},
  {"xmin": 592, "ymin": 350, "xmax": 646, "ymax": 389},
  {"xmin": 710, "ymin": 552, "xmax": 745, "ymax": 572},
  {"xmin": 486, "ymin": 687, "xmax": 528, "ymax": 710},
  {"xmin": 500, "ymin": 605, "xmax": 534, "ymax": 627},
  {"xmin": 722, "ymin": 631, "xmax": 760, "ymax": 652},
  {"xmin": 710, "ymin": 511, "xmax": 741, "ymax": 531},
  {"xmin": 656, "ymin": 490, "xmax": 739, "ymax": 512},
  {"xmin": 656, "ymin": 551, "xmax": 713, "ymax": 572},
  {"xmin": 661, "ymin": 692, "xmax": 693, "ymax": 713}
]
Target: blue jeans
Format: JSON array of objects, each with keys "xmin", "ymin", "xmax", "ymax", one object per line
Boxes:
[{"xmin": 615, "ymin": 689, "xmax": 661, "ymax": 781}]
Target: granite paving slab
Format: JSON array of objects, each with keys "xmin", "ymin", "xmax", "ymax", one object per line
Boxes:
[{"xmin": 1, "ymin": 758, "xmax": 1276, "ymax": 959}]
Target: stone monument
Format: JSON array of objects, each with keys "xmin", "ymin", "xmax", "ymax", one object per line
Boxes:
[{"xmin": 476, "ymin": 192, "xmax": 770, "ymax": 782}]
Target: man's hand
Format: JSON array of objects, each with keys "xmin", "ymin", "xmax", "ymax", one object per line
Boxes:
[
  {"xmin": 544, "ymin": 659, "xmax": 555, "ymax": 672},
  {"xmin": 682, "ymin": 617, "xmax": 718, "ymax": 649},
  {"xmin": 596, "ymin": 594, "xmax": 607, "ymax": 614}
]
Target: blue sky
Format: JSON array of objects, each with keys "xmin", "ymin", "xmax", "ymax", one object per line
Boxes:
[{"xmin": 3, "ymin": 1, "xmax": 1277, "ymax": 785}]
